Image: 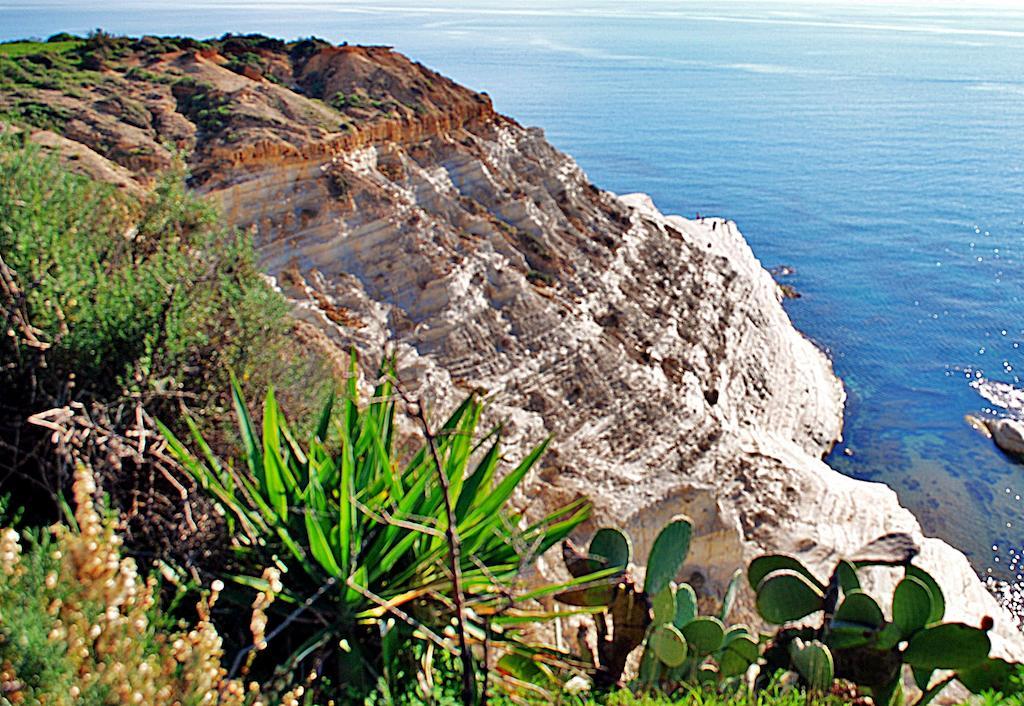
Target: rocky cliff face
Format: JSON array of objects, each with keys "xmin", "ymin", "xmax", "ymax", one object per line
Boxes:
[{"xmin": 8, "ymin": 35, "xmax": 1021, "ymax": 658}]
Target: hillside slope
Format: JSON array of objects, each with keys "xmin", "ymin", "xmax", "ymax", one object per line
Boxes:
[{"xmin": 4, "ymin": 33, "xmax": 1019, "ymax": 657}]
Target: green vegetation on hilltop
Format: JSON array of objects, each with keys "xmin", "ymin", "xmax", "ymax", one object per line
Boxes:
[{"xmin": 0, "ymin": 39, "xmax": 83, "ymax": 58}]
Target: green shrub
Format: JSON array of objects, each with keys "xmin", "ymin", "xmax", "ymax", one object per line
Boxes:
[
  {"xmin": 330, "ymin": 91, "xmax": 363, "ymax": 111},
  {"xmin": 0, "ymin": 135, "xmax": 325, "ymax": 513},
  {"xmin": 172, "ymin": 78, "xmax": 235, "ymax": 134},
  {"xmin": 0, "ymin": 135, "xmax": 315, "ymax": 404},
  {"xmin": 225, "ymin": 51, "xmax": 268, "ymax": 78}
]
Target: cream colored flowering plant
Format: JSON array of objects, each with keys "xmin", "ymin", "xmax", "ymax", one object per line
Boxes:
[{"xmin": 0, "ymin": 464, "xmax": 281, "ymax": 706}]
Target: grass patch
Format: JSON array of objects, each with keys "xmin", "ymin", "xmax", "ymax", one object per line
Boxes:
[{"xmin": 0, "ymin": 39, "xmax": 83, "ymax": 57}]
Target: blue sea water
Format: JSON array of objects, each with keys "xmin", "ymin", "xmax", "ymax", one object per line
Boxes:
[{"xmin": 4, "ymin": 1, "xmax": 1024, "ymax": 576}]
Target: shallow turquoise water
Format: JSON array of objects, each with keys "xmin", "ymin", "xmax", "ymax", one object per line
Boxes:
[{"xmin": 5, "ymin": 2, "xmax": 1024, "ymax": 576}]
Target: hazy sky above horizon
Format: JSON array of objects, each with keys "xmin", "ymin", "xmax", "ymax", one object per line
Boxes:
[
  {"xmin": 4, "ymin": 0, "xmax": 1024, "ymax": 43},
  {"xmin": 4, "ymin": 0, "xmax": 1024, "ymax": 9}
]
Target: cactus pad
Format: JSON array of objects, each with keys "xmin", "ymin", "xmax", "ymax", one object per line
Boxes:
[
  {"xmin": 833, "ymin": 589, "xmax": 884, "ymax": 628},
  {"xmin": 825, "ymin": 621, "xmax": 877, "ymax": 650},
  {"xmin": 696, "ymin": 664, "xmax": 720, "ymax": 684},
  {"xmin": 903, "ymin": 623, "xmax": 990, "ymax": 671},
  {"xmin": 638, "ymin": 643, "xmax": 661, "ymax": 685},
  {"xmin": 651, "ymin": 623, "xmax": 688, "ymax": 667},
  {"xmin": 589, "ymin": 527, "xmax": 631, "ymax": 573},
  {"xmin": 958, "ymin": 658, "xmax": 1023, "ymax": 695},
  {"xmin": 674, "ymin": 582, "xmax": 698, "ymax": 628},
  {"xmin": 652, "ymin": 584, "xmax": 676, "ymax": 625},
  {"xmin": 906, "ymin": 565, "xmax": 945, "ymax": 624},
  {"xmin": 835, "ymin": 559, "xmax": 860, "ymax": 593},
  {"xmin": 643, "ymin": 515, "xmax": 693, "ymax": 596},
  {"xmin": 719, "ymin": 634, "xmax": 759, "ymax": 677},
  {"xmin": 747, "ymin": 554, "xmax": 824, "ymax": 591},
  {"xmin": 892, "ymin": 575, "xmax": 932, "ymax": 636},
  {"xmin": 789, "ymin": 638, "xmax": 834, "ymax": 692},
  {"xmin": 755, "ymin": 569, "xmax": 824, "ymax": 624},
  {"xmin": 719, "ymin": 569, "xmax": 742, "ymax": 622},
  {"xmin": 681, "ymin": 615, "xmax": 725, "ymax": 655}
]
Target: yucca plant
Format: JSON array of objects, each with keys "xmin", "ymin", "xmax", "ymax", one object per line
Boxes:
[{"xmin": 158, "ymin": 353, "xmax": 597, "ymax": 698}]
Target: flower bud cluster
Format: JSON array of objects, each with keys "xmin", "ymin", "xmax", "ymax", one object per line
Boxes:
[{"xmin": 0, "ymin": 463, "xmax": 282, "ymax": 704}]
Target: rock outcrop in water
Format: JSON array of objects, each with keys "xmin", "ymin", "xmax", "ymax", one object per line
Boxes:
[
  {"xmin": 7, "ymin": 35, "xmax": 1022, "ymax": 659},
  {"xmin": 986, "ymin": 419, "xmax": 1024, "ymax": 458}
]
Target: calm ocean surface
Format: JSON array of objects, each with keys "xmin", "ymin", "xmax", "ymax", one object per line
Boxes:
[{"xmin": 4, "ymin": 1, "xmax": 1024, "ymax": 577}]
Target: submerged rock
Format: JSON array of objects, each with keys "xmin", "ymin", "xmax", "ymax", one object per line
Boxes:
[{"xmin": 986, "ymin": 419, "xmax": 1024, "ymax": 458}]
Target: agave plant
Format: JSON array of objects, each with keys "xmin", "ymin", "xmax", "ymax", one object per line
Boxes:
[{"xmin": 159, "ymin": 353, "xmax": 594, "ymax": 695}]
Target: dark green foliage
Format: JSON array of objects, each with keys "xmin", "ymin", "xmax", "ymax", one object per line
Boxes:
[
  {"xmin": 217, "ymin": 33, "xmax": 286, "ymax": 55},
  {"xmin": 0, "ymin": 136, "xmax": 324, "ymax": 519},
  {"xmin": 330, "ymin": 90, "xmax": 364, "ymax": 110},
  {"xmin": 289, "ymin": 37, "xmax": 332, "ymax": 66},
  {"xmin": 78, "ymin": 29, "xmax": 132, "ymax": 70},
  {"xmin": 226, "ymin": 51, "xmax": 264, "ymax": 72},
  {"xmin": 4, "ymin": 99, "xmax": 71, "ymax": 131},
  {"xmin": 172, "ymin": 78, "xmax": 234, "ymax": 134},
  {"xmin": 751, "ymin": 534, "xmax": 1011, "ymax": 703}
]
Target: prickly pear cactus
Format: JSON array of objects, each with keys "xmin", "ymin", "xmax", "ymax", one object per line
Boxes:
[
  {"xmin": 557, "ymin": 516, "xmax": 761, "ymax": 689},
  {"xmin": 903, "ymin": 623, "xmax": 991, "ymax": 671},
  {"xmin": 650, "ymin": 623, "xmax": 688, "ymax": 667},
  {"xmin": 753, "ymin": 569, "xmax": 824, "ymax": 624},
  {"xmin": 673, "ymin": 582, "xmax": 697, "ymax": 628},
  {"xmin": 789, "ymin": 638, "xmax": 834, "ymax": 692},
  {"xmin": 652, "ymin": 584, "xmax": 676, "ymax": 626},
  {"xmin": 681, "ymin": 616, "xmax": 725, "ymax": 656},
  {"xmin": 590, "ymin": 527, "xmax": 632, "ymax": 573},
  {"xmin": 750, "ymin": 534, "xmax": 1012, "ymax": 701},
  {"xmin": 643, "ymin": 516, "xmax": 692, "ymax": 596}
]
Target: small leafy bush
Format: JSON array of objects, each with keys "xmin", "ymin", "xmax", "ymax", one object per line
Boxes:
[
  {"xmin": 173, "ymin": 78, "xmax": 235, "ymax": 134},
  {"xmin": 330, "ymin": 91, "xmax": 363, "ymax": 111},
  {"xmin": 0, "ymin": 135, "xmax": 325, "ymax": 522}
]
